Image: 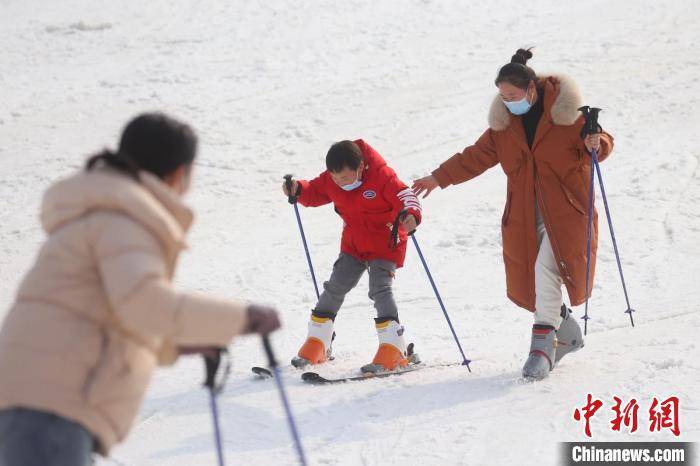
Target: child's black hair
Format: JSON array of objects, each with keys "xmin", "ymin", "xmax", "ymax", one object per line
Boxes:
[
  {"xmin": 86, "ymin": 112, "xmax": 197, "ymax": 181},
  {"xmin": 326, "ymin": 140, "xmax": 362, "ymax": 173}
]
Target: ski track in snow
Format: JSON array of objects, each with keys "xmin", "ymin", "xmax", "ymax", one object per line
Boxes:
[{"xmin": 1, "ymin": 1, "xmax": 699, "ymax": 465}]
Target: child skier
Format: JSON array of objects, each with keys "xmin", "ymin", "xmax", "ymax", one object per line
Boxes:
[{"xmin": 282, "ymin": 139, "xmax": 422, "ymax": 373}]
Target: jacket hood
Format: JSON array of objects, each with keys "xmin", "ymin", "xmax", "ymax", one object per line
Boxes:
[
  {"xmin": 355, "ymin": 139, "xmax": 387, "ymax": 172},
  {"xmin": 488, "ymin": 74, "xmax": 583, "ymax": 131},
  {"xmin": 41, "ymin": 168, "xmax": 193, "ymax": 251}
]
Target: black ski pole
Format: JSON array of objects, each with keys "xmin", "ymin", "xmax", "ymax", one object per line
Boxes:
[
  {"xmin": 262, "ymin": 336, "xmax": 308, "ymax": 466},
  {"xmin": 284, "ymin": 174, "xmax": 320, "ymax": 300},
  {"xmin": 203, "ymin": 348, "xmax": 229, "ymax": 466}
]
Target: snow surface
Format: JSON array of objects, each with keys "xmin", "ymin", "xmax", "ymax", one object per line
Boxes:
[{"xmin": 1, "ymin": 1, "xmax": 699, "ymax": 465}]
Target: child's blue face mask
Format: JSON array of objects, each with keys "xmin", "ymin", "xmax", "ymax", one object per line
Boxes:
[
  {"xmin": 341, "ymin": 176, "xmax": 363, "ymax": 191},
  {"xmin": 337, "ymin": 167, "xmax": 363, "ymax": 191}
]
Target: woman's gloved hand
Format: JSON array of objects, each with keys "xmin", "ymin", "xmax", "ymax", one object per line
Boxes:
[{"xmin": 244, "ymin": 304, "xmax": 281, "ymax": 336}]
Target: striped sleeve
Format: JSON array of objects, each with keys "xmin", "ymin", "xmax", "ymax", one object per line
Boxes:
[
  {"xmin": 382, "ymin": 173, "xmax": 422, "ymax": 225},
  {"xmin": 397, "ymin": 187, "xmax": 422, "ymax": 219}
]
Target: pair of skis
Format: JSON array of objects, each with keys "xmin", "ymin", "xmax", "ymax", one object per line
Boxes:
[{"xmin": 252, "ymin": 361, "xmax": 459, "ymax": 385}]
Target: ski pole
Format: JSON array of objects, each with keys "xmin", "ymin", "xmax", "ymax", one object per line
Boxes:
[
  {"xmin": 203, "ymin": 349, "xmax": 230, "ymax": 466},
  {"xmin": 582, "ymin": 146, "xmax": 596, "ymax": 336},
  {"xmin": 284, "ymin": 174, "xmax": 320, "ymax": 300},
  {"xmin": 262, "ymin": 336, "xmax": 308, "ymax": 466},
  {"xmin": 579, "ymin": 106, "xmax": 636, "ymax": 333},
  {"xmin": 591, "ymin": 153, "xmax": 636, "ymax": 327},
  {"xmin": 409, "ymin": 232, "xmax": 472, "ymax": 370}
]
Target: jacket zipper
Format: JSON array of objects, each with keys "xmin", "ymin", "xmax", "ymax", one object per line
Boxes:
[{"xmin": 534, "ymin": 170, "xmax": 575, "ymax": 287}]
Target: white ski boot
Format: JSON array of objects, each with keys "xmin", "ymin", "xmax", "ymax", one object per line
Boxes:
[{"xmin": 291, "ymin": 313, "xmax": 335, "ymax": 369}]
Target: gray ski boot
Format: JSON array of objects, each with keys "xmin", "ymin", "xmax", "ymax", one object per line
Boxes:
[
  {"xmin": 555, "ymin": 305, "xmax": 584, "ymax": 364},
  {"xmin": 522, "ymin": 326, "xmax": 557, "ymax": 380}
]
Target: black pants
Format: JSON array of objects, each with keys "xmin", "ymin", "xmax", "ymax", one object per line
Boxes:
[{"xmin": 0, "ymin": 407, "xmax": 94, "ymax": 466}]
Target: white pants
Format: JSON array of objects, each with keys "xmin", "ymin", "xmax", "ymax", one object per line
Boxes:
[{"xmin": 534, "ymin": 202, "xmax": 564, "ymax": 328}]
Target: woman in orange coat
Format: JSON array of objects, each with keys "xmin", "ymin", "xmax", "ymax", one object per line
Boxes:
[{"xmin": 413, "ymin": 49, "xmax": 613, "ymax": 380}]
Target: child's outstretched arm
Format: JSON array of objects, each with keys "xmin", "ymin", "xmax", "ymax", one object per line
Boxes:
[{"xmin": 283, "ymin": 173, "xmax": 332, "ymax": 207}]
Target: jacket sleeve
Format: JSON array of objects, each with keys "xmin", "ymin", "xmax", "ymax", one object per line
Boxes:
[
  {"xmin": 90, "ymin": 214, "xmax": 249, "ymax": 363},
  {"xmin": 580, "ymin": 131, "xmax": 614, "ymax": 163},
  {"xmin": 381, "ymin": 170, "xmax": 422, "ymax": 225},
  {"xmin": 297, "ymin": 173, "xmax": 332, "ymax": 207},
  {"xmin": 431, "ymin": 129, "xmax": 499, "ymax": 188}
]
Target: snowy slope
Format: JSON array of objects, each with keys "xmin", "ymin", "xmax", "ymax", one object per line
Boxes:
[{"xmin": 1, "ymin": 1, "xmax": 699, "ymax": 465}]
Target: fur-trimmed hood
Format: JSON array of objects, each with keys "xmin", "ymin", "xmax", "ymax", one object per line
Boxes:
[{"xmin": 488, "ymin": 74, "xmax": 582, "ymax": 131}]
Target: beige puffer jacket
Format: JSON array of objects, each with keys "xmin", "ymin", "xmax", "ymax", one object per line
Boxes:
[{"xmin": 0, "ymin": 168, "xmax": 248, "ymax": 455}]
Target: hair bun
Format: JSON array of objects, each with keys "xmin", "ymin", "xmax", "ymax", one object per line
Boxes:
[{"xmin": 511, "ymin": 48, "xmax": 533, "ymax": 65}]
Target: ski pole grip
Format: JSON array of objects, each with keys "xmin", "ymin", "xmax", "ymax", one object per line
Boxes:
[
  {"xmin": 262, "ymin": 335, "xmax": 279, "ymax": 369},
  {"xmin": 203, "ymin": 348, "xmax": 223, "ymax": 390},
  {"xmin": 283, "ymin": 174, "xmax": 297, "ymax": 204},
  {"xmin": 397, "ymin": 209, "xmax": 416, "ymax": 236},
  {"xmin": 389, "ymin": 209, "xmax": 415, "ymax": 249},
  {"xmin": 578, "ymin": 106, "xmax": 603, "ymax": 138}
]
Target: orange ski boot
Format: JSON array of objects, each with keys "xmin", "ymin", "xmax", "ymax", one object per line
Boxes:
[
  {"xmin": 361, "ymin": 319, "xmax": 418, "ymax": 374},
  {"xmin": 291, "ymin": 313, "xmax": 335, "ymax": 369}
]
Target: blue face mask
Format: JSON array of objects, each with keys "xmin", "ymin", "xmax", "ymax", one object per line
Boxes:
[
  {"xmin": 341, "ymin": 177, "xmax": 363, "ymax": 191},
  {"xmin": 339, "ymin": 168, "xmax": 363, "ymax": 191},
  {"xmin": 503, "ymin": 89, "xmax": 532, "ymax": 115}
]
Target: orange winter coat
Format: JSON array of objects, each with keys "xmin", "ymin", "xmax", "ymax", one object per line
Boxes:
[{"xmin": 432, "ymin": 75, "xmax": 613, "ymax": 311}]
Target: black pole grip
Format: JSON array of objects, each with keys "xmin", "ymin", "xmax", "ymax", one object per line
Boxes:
[
  {"xmin": 283, "ymin": 174, "xmax": 297, "ymax": 204},
  {"xmin": 389, "ymin": 209, "xmax": 416, "ymax": 249},
  {"xmin": 262, "ymin": 335, "xmax": 278, "ymax": 369},
  {"xmin": 578, "ymin": 106, "xmax": 603, "ymax": 138},
  {"xmin": 399, "ymin": 209, "xmax": 417, "ymax": 236},
  {"xmin": 203, "ymin": 349, "xmax": 223, "ymax": 390}
]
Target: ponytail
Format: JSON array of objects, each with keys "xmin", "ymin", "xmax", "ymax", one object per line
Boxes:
[
  {"xmin": 85, "ymin": 113, "xmax": 197, "ymax": 182},
  {"xmin": 85, "ymin": 149, "xmax": 141, "ymax": 181}
]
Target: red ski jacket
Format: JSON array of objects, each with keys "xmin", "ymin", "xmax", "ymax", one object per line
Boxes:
[{"xmin": 297, "ymin": 140, "xmax": 421, "ymax": 267}]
